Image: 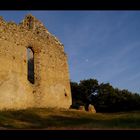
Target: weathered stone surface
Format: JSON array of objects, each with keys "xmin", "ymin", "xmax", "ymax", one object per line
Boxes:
[
  {"xmin": 0, "ymin": 14, "xmax": 72, "ymax": 110},
  {"xmin": 88, "ymin": 104, "xmax": 96, "ymax": 113},
  {"xmin": 78, "ymin": 106, "xmax": 85, "ymax": 111}
]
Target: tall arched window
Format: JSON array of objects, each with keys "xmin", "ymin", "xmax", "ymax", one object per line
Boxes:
[{"xmin": 27, "ymin": 47, "xmax": 34, "ymax": 84}]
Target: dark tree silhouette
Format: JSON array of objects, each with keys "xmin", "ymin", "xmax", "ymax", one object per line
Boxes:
[{"xmin": 70, "ymin": 78, "xmax": 140, "ymax": 112}]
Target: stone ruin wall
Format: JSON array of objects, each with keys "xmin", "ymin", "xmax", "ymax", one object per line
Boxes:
[{"xmin": 0, "ymin": 14, "xmax": 72, "ymax": 110}]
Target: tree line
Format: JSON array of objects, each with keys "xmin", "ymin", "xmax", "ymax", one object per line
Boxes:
[{"xmin": 70, "ymin": 78, "xmax": 140, "ymax": 112}]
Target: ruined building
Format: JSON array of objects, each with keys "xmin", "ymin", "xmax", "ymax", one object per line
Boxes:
[{"xmin": 0, "ymin": 14, "xmax": 72, "ymax": 110}]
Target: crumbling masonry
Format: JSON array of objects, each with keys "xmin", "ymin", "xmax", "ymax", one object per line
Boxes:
[{"xmin": 0, "ymin": 14, "xmax": 72, "ymax": 110}]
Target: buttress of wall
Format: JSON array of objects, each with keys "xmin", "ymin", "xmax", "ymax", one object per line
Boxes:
[{"xmin": 37, "ymin": 39, "xmax": 72, "ymax": 108}]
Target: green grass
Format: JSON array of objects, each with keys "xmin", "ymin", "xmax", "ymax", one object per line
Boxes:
[{"xmin": 0, "ymin": 108, "xmax": 140, "ymax": 129}]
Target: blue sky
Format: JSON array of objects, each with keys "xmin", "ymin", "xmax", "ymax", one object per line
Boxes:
[{"xmin": 0, "ymin": 11, "xmax": 140, "ymax": 94}]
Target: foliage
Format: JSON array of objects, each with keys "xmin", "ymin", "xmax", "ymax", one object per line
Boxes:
[{"xmin": 70, "ymin": 78, "xmax": 140, "ymax": 112}]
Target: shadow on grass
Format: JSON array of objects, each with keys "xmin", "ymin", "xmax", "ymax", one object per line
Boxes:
[{"xmin": 0, "ymin": 109, "xmax": 140, "ymax": 129}]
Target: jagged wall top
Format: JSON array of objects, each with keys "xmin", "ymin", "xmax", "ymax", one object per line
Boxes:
[
  {"xmin": 20, "ymin": 14, "xmax": 47, "ymax": 31},
  {"xmin": 21, "ymin": 14, "xmax": 63, "ymax": 46},
  {"xmin": 0, "ymin": 14, "xmax": 64, "ymax": 47}
]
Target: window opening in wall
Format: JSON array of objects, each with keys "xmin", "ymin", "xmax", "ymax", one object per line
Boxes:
[
  {"xmin": 28, "ymin": 16, "xmax": 33, "ymax": 29},
  {"xmin": 27, "ymin": 47, "xmax": 34, "ymax": 84}
]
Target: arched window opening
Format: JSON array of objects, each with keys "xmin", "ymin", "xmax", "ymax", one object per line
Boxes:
[{"xmin": 27, "ymin": 47, "xmax": 34, "ymax": 84}]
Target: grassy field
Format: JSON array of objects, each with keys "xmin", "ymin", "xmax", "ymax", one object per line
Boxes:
[{"xmin": 0, "ymin": 108, "xmax": 140, "ymax": 129}]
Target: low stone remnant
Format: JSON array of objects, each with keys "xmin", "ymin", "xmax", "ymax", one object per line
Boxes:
[
  {"xmin": 78, "ymin": 106, "xmax": 85, "ymax": 111},
  {"xmin": 88, "ymin": 104, "xmax": 96, "ymax": 113}
]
